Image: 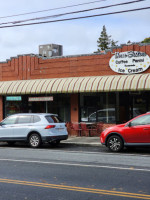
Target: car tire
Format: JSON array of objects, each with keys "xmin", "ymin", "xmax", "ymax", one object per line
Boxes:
[
  {"xmin": 107, "ymin": 135, "xmax": 123, "ymax": 152},
  {"xmin": 29, "ymin": 133, "xmax": 41, "ymax": 148}
]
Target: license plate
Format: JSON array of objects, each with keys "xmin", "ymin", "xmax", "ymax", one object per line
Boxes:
[{"xmin": 58, "ymin": 128, "xmax": 64, "ymax": 131}]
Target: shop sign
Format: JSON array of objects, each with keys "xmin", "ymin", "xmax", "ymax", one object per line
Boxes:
[
  {"xmin": 6, "ymin": 96, "xmax": 22, "ymax": 101},
  {"xmin": 109, "ymin": 51, "xmax": 150, "ymax": 74},
  {"xmin": 28, "ymin": 96, "xmax": 53, "ymax": 102}
]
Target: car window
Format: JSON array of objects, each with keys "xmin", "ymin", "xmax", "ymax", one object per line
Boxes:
[
  {"xmin": 108, "ymin": 110, "xmax": 115, "ymax": 117},
  {"xmin": 17, "ymin": 115, "xmax": 32, "ymax": 124},
  {"xmin": 89, "ymin": 113, "xmax": 96, "ymax": 118},
  {"xmin": 131, "ymin": 115, "xmax": 150, "ymax": 126},
  {"xmin": 2, "ymin": 115, "xmax": 18, "ymax": 125},
  {"xmin": 45, "ymin": 115, "xmax": 61, "ymax": 123},
  {"xmin": 52, "ymin": 116, "xmax": 62, "ymax": 123},
  {"xmin": 97, "ymin": 111, "xmax": 105, "ymax": 118},
  {"xmin": 33, "ymin": 115, "xmax": 41, "ymax": 123}
]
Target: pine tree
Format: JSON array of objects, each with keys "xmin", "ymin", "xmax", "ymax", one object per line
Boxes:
[
  {"xmin": 95, "ymin": 25, "xmax": 118, "ymax": 52},
  {"xmin": 111, "ymin": 39, "xmax": 118, "ymax": 48}
]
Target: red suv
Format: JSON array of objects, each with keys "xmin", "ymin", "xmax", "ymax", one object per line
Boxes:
[{"xmin": 100, "ymin": 113, "xmax": 150, "ymax": 152}]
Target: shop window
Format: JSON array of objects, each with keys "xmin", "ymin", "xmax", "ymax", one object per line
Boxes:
[
  {"xmin": 132, "ymin": 95, "xmax": 146, "ymax": 117},
  {"xmin": 4, "ymin": 96, "xmax": 29, "ymax": 117},
  {"xmin": 80, "ymin": 93, "xmax": 116, "ymax": 123},
  {"xmin": 5, "ymin": 101, "xmax": 22, "ymax": 117},
  {"xmin": 47, "ymin": 94, "xmax": 70, "ymax": 122},
  {"xmin": 97, "ymin": 108, "xmax": 116, "ymax": 123}
]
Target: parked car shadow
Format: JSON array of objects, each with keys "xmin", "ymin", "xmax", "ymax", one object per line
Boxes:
[{"xmin": 0, "ymin": 141, "xmax": 150, "ymax": 154}]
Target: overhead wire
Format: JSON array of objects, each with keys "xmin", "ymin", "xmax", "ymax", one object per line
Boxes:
[
  {"xmin": 0, "ymin": 0, "xmax": 107, "ymax": 19},
  {"xmin": 0, "ymin": 0, "xmax": 145, "ymax": 26},
  {"xmin": 0, "ymin": 6, "xmax": 149, "ymax": 29}
]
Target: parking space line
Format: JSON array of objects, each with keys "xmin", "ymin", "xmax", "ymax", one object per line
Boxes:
[{"xmin": 0, "ymin": 158, "xmax": 150, "ymax": 172}]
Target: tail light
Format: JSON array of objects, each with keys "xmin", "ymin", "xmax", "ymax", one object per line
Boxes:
[{"xmin": 45, "ymin": 125, "xmax": 56, "ymax": 129}]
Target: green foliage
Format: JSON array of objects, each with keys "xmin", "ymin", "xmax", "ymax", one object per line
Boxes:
[
  {"xmin": 141, "ymin": 37, "xmax": 150, "ymax": 43},
  {"xmin": 95, "ymin": 25, "xmax": 118, "ymax": 53}
]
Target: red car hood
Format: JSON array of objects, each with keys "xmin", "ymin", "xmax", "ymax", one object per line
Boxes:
[{"xmin": 104, "ymin": 123, "xmax": 126, "ymax": 132}]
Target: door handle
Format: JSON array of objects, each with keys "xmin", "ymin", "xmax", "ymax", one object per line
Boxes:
[{"xmin": 143, "ymin": 128, "xmax": 150, "ymax": 130}]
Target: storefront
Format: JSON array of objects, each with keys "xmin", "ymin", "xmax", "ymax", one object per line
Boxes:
[
  {"xmin": 80, "ymin": 91, "xmax": 150, "ymax": 124},
  {"xmin": 0, "ymin": 43, "xmax": 150, "ymax": 135},
  {"xmin": 4, "ymin": 94, "xmax": 70, "ymax": 122}
]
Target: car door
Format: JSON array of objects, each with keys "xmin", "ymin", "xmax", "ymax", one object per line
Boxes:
[
  {"xmin": 0, "ymin": 115, "xmax": 18, "ymax": 140},
  {"xmin": 124, "ymin": 114, "xmax": 150, "ymax": 143},
  {"xmin": 12, "ymin": 115, "xmax": 33, "ymax": 139}
]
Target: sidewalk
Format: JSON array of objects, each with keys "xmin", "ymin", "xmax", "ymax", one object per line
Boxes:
[{"xmin": 61, "ymin": 136, "xmax": 101, "ymax": 147}]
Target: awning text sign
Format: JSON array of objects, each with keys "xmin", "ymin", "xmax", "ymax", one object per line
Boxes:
[
  {"xmin": 109, "ymin": 51, "xmax": 150, "ymax": 74},
  {"xmin": 28, "ymin": 96, "xmax": 53, "ymax": 102}
]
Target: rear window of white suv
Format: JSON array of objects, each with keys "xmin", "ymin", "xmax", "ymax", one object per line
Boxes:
[{"xmin": 45, "ymin": 115, "xmax": 61, "ymax": 123}]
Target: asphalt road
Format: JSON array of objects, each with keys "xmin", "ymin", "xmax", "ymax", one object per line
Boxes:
[{"xmin": 0, "ymin": 143, "xmax": 149, "ymax": 200}]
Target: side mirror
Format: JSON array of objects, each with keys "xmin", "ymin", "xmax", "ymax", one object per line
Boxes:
[
  {"xmin": 128, "ymin": 122, "xmax": 132, "ymax": 127},
  {"xmin": 0, "ymin": 122, "xmax": 5, "ymax": 126}
]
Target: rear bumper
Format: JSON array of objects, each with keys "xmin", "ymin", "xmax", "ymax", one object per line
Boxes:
[{"xmin": 42, "ymin": 135, "xmax": 68, "ymax": 142}]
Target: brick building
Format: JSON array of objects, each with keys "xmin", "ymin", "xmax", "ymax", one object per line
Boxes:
[{"xmin": 0, "ymin": 43, "xmax": 150, "ymax": 135}]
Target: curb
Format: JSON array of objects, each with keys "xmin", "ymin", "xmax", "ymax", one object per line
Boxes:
[
  {"xmin": 61, "ymin": 142, "xmax": 101, "ymax": 147},
  {"xmin": 61, "ymin": 136, "xmax": 101, "ymax": 147}
]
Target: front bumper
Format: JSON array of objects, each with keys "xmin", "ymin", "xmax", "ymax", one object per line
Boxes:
[{"xmin": 100, "ymin": 136, "xmax": 106, "ymax": 145}]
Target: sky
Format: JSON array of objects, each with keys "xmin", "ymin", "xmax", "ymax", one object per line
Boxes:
[{"xmin": 0, "ymin": 0, "xmax": 150, "ymax": 61}]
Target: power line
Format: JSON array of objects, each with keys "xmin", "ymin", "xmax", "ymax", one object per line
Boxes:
[
  {"xmin": 0, "ymin": 0, "xmax": 145, "ymax": 26},
  {"xmin": 0, "ymin": 0, "xmax": 107, "ymax": 19},
  {"xmin": 0, "ymin": 6, "xmax": 149, "ymax": 29}
]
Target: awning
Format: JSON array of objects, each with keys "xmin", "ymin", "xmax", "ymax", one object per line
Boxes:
[{"xmin": 0, "ymin": 73, "xmax": 150, "ymax": 95}]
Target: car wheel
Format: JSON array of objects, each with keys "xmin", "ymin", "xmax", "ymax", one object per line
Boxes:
[
  {"xmin": 107, "ymin": 135, "xmax": 123, "ymax": 152},
  {"xmin": 29, "ymin": 133, "xmax": 41, "ymax": 148}
]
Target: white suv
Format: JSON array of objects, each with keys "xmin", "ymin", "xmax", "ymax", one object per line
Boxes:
[{"xmin": 0, "ymin": 113, "xmax": 68, "ymax": 148}]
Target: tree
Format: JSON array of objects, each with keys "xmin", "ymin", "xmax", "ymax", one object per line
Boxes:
[
  {"xmin": 95, "ymin": 25, "xmax": 118, "ymax": 52},
  {"xmin": 141, "ymin": 37, "xmax": 150, "ymax": 43},
  {"xmin": 111, "ymin": 39, "xmax": 118, "ymax": 47}
]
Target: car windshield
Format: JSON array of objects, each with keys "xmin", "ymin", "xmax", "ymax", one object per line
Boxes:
[
  {"xmin": 131, "ymin": 115, "xmax": 150, "ymax": 126},
  {"xmin": 2, "ymin": 115, "xmax": 17, "ymax": 125}
]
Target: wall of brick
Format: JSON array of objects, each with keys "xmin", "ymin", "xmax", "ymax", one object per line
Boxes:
[
  {"xmin": 70, "ymin": 94, "xmax": 79, "ymax": 122},
  {"xmin": 0, "ymin": 44, "xmax": 150, "ymax": 134},
  {"xmin": 0, "ymin": 44, "xmax": 150, "ymax": 81}
]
